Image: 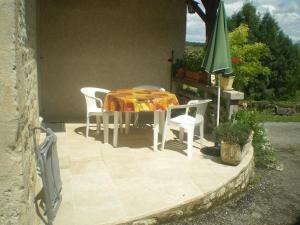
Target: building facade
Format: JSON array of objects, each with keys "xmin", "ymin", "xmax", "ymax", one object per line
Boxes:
[{"xmin": 0, "ymin": 0, "xmax": 186, "ymax": 224}]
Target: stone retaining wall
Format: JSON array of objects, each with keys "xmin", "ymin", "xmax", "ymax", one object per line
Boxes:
[{"xmin": 0, "ymin": 0, "xmax": 39, "ymax": 224}]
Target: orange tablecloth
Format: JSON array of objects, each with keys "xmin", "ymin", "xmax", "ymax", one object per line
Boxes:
[{"xmin": 104, "ymin": 88, "xmax": 179, "ymax": 112}]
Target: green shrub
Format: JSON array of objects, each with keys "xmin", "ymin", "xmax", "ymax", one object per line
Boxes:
[
  {"xmin": 229, "ymin": 24, "xmax": 270, "ymax": 93},
  {"xmin": 234, "ymin": 107, "xmax": 259, "ymax": 131},
  {"xmin": 252, "ymin": 126, "xmax": 277, "ymax": 168},
  {"xmin": 213, "ymin": 122, "xmax": 251, "ymax": 147},
  {"xmin": 234, "ymin": 108, "xmax": 277, "ymax": 168},
  {"xmin": 182, "ymin": 49, "xmax": 205, "ymax": 72}
]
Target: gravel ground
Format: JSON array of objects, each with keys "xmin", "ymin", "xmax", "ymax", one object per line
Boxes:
[{"xmin": 164, "ymin": 122, "xmax": 300, "ymax": 225}]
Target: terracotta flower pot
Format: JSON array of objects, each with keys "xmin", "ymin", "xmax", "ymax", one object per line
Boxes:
[
  {"xmin": 175, "ymin": 68, "xmax": 185, "ymax": 78},
  {"xmin": 183, "ymin": 70, "xmax": 210, "ymax": 85},
  {"xmin": 185, "ymin": 70, "xmax": 201, "ymax": 82}
]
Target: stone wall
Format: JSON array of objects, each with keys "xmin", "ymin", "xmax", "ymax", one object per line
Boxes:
[
  {"xmin": 0, "ymin": 0, "xmax": 39, "ymax": 224},
  {"xmin": 38, "ymin": 0, "xmax": 186, "ymax": 122}
]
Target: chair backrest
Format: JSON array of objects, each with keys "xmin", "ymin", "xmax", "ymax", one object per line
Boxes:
[
  {"xmin": 166, "ymin": 99, "xmax": 212, "ymax": 124},
  {"xmin": 186, "ymin": 99, "xmax": 212, "ymax": 121},
  {"xmin": 133, "ymin": 85, "xmax": 165, "ymax": 91},
  {"xmin": 80, "ymin": 87, "xmax": 110, "ymax": 110}
]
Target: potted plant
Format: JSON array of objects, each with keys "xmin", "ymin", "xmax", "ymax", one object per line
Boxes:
[
  {"xmin": 181, "ymin": 49, "xmax": 210, "ymax": 85},
  {"xmin": 220, "ymin": 74, "xmax": 235, "ymax": 90},
  {"xmin": 219, "ymin": 57, "xmax": 240, "ymax": 90},
  {"xmin": 213, "ymin": 121, "xmax": 251, "ymax": 165}
]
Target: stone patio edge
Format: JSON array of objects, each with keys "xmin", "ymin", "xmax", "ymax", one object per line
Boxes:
[{"xmin": 115, "ymin": 144, "xmax": 255, "ymax": 225}]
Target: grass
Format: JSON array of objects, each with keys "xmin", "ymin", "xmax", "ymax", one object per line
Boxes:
[
  {"xmin": 252, "ymin": 90, "xmax": 300, "ymax": 122},
  {"xmin": 276, "ymin": 90, "xmax": 300, "ymax": 107},
  {"xmin": 257, "ymin": 110, "xmax": 300, "ymax": 122}
]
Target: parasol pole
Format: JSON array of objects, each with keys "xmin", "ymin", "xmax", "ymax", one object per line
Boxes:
[{"xmin": 217, "ymin": 74, "xmax": 221, "ymax": 127}]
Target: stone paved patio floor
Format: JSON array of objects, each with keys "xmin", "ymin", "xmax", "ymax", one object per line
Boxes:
[{"xmin": 40, "ymin": 123, "xmax": 252, "ymax": 225}]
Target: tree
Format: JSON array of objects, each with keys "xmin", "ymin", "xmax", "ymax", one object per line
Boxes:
[
  {"xmin": 257, "ymin": 13, "xmax": 300, "ymax": 99},
  {"xmin": 228, "ymin": 4, "xmax": 300, "ymax": 100},
  {"xmin": 229, "ymin": 24, "xmax": 270, "ymax": 97},
  {"xmin": 227, "ymin": 3, "xmax": 261, "ymax": 43}
]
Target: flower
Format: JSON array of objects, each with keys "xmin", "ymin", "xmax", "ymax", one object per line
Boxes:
[{"xmin": 232, "ymin": 57, "xmax": 241, "ymax": 63}]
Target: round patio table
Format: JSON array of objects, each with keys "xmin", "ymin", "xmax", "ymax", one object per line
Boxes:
[{"xmin": 104, "ymin": 88, "xmax": 179, "ymax": 150}]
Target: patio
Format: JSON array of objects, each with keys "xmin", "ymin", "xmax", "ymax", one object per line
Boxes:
[{"xmin": 42, "ymin": 121, "xmax": 254, "ymax": 225}]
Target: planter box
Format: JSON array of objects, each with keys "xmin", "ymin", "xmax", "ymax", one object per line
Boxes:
[
  {"xmin": 175, "ymin": 68, "xmax": 185, "ymax": 78},
  {"xmin": 183, "ymin": 70, "xmax": 210, "ymax": 85}
]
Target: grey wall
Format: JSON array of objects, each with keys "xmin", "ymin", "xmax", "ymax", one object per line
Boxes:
[
  {"xmin": 38, "ymin": 0, "xmax": 186, "ymax": 122},
  {"xmin": 0, "ymin": 0, "xmax": 39, "ymax": 224}
]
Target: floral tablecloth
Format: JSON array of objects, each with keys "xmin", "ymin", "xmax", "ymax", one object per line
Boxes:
[{"xmin": 104, "ymin": 88, "xmax": 179, "ymax": 112}]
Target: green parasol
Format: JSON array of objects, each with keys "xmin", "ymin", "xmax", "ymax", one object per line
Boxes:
[{"xmin": 202, "ymin": 0, "xmax": 232, "ymax": 126}]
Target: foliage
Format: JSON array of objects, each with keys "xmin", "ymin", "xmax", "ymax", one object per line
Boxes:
[
  {"xmin": 275, "ymin": 90, "xmax": 300, "ymax": 107},
  {"xmin": 172, "ymin": 45, "xmax": 205, "ymax": 75},
  {"xmin": 213, "ymin": 121, "xmax": 251, "ymax": 147},
  {"xmin": 228, "ymin": 3, "xmax": 300, "ymax": 100},
  {"xmin": 228, "ymin": 3, "xmax": 260, "ymax": 43},
  {"xmin": 233, "ymin": 108, "xmax": 277, "ymax": 168},
  {"xmin": 256, "ymin": 110, "xmax": 300, "ymax": 123},
  {"xmin": 257, "ymin": 13, "xmax": 300, "ymax": 99},
  {"xmin": 229, "ymin": 24, "xmax": 270, "ymax": 92},
  {"xmin": 242, "ymin": 92, "xmax": 300, "ymax": 122},
  {"xmin": 181, "ymin": 48, "xmax": 205, "ymax": 72},
  {"xmin": 185, "ymin": 41, "xmax": 205, "ymax": 48},
  {"xmin": 234, "ymin": 107, "xmax": 259, "ymax": 130},
  {"xmin": 252, "ymin": 125, "xmax": 277, "ymax": 168}
]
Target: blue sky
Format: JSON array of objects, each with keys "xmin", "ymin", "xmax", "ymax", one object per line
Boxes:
[{"xmin": 186, "ymin": 0, "xmax": 300, "ymax": 43}]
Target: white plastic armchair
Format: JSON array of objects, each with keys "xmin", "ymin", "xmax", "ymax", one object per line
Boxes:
[
  {"xmin": 133, "ymin": 85, "xmax": 166, "ymax": 92},
  {"xmin": 161, "ymin": 99, "xmax": 212, "ymax": 158},
  {"xmin": 80, "ymin": 87, "xmax": 122, "ymax": 143}
]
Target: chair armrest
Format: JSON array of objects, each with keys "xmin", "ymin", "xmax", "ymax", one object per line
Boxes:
[
  {"xmin": 95, "ymin": 97, "xmax": 103, "ymax": 107},
  {"xmin": 165, "ymin": 104, "xmax": 190, "ymax": 122},
  {"xmin": 168, "ymin": 99, "xmax": 212, "ymax": 111},
  {"xmin": 85, "ymin": 95, "xmax": 104, "ymax": 107},
  {"xmin": 166, "ymin": 99, "xmax": 212, "ymax": 121}
]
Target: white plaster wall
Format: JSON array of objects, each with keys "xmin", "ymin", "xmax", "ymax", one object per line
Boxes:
[{"xmin": 38, "ymin": 0, "xmax": 186, "ymax": 121}]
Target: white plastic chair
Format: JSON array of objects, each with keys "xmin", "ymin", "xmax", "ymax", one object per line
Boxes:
[
  {"xmin": 131, "ymin": 85, "xmax": 166, "ymax": 128},
  {"xmin": 80, "ymin": 87, "xmax": 123, "ymax": 143},
  {"xmin": 133, "ymin": 85, "xmax": 166, "ymax": 92},
  {"xmin": 161, "ymin": 99, "xmax": 212, "ymax": 158}
]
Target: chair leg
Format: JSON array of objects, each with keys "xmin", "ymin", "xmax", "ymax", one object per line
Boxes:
[
  {"xmin": 96, "ymin": 116, "xmax": 100, "ymax": 133},
  {"xmin": 153, "ymin": 111, "xmax": 159, "ymax": 151},
  {"xmin": 103, "ymin": 114, "xmax": 109, "ymax": 144},
  {"xmin": 119, "ymin": 112, "xmax": 123, "ymax": 134},
  {"xmin": 200, "ymin": 123, "xmax": 204, "ymax": 141},
  {"xmin": 125, "ymin": 112, "xmax": 130, "ymax": 134},
  {"xmin": 133, "ymin": 112, "xmax": 139, "ymax": 127},
  {"xmin": 99, "ymin": 116, "xmax": 102, "ymax": 131},
  {"xmin": 161, "ymin": 123, "xmax": 168, "ymax": 151},
  {"xmin": 113, "ymin": 111, "xmax": 119, "ymax": 147},
  {"xmin": 86, "ymin": 115, "xmax": 90, "ymax": 137},
  {"xmin": 187, "ymin": 126, "xmax": 194, "ymax": 158},
  {"xmin": 179, "ymin": 127, "xmax": 184, "ymax": 143},
  {"xmin": 159, "ymin": 111, "xmax": 165, "ymax": 135}
]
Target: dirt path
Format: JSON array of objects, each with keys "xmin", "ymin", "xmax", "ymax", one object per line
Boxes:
[{"xmin": 165, "ymin": 122, "xmax": 300, "ymax": 225}]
